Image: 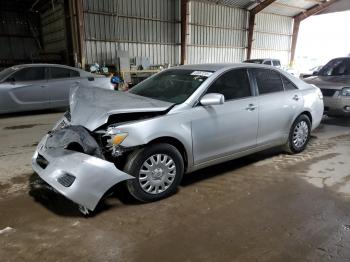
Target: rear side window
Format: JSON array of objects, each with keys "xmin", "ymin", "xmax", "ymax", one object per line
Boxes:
[
  {"xmin": 273, "ymin": 60, "xmax": 281, "ymax": 67},
  {"xmin": 281, "ymin": 75, "xmax": 297, "ymax": 90},
  {"xmin": 11, "ymin": 67, "xmax": 45, "ymax": 82},
  {"xmin": 50, "ymin": 67, "xmax": 80, "ymax": 79},
  {"xmin": 253, "ymin": 69, "xmax": 284, "ymax": 94},
  {"xmin": 206, "ymin": 69, "xmax": 251, "ymax": 100},
  {"xmin": 263, "ymin": 60, "xmax": 272, "ymax": 65}
]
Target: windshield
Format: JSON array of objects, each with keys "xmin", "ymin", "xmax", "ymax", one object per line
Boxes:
[
  {"xmin": 129, "ymin": 69, "xmax": 212, "ymax": 103},
  {"xmin": 244, "ymin": 59, "xmax": 264, "ymax": 64},
  {"xmin": 319, "ymin": 58, "xmax": 350, "ymax": 76},
  {"xmin": 0, "ymin": 67, "xmax": 16, "ymax": 82}
]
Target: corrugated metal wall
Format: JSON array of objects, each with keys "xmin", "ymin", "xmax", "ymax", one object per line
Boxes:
[
  {"xmin": 83, "ymin": 0, "xmax": 180, "ymax": 66},
  {"xmin": 0, "ymin": 11, "xmax": 40, "ymax": 65},
  {"xmin": 41, "ymin": 3, "xmax": 67, "ymax": 53},
  {"xmin": 186, "ymin": 1, "xmax": 247, "ymax": 64},
  {"xmin": 251, "ymin": 13, "xmax": 293, "ymax": 65}
]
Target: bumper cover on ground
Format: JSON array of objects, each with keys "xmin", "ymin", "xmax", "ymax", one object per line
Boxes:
[{"xmin": 32, "ymin": 135, "xmax": 133, "ymax": 211}]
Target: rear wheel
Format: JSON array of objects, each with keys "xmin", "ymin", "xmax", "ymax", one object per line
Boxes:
[
  {"xmin": 284, "ymin": 114, "xmax": 311, "ymax": 154},
  {"xmin": 124, "ymin": 143, "xmax": 184, "ymax": 202}
]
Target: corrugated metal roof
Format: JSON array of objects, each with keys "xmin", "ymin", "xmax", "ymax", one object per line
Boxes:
[
  {"xmin": 198, "ymin": 0, "xmax": 256, "ymax": 9},
  {"xmin": 199, "ymin": 0, "xmax": 347, "ymax": 17}
]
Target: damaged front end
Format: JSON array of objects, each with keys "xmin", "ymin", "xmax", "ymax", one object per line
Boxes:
[
  {"xmin": 32, "ymin": 87, "xmax": 174, "ymax": 213},
  {"xmin": 32, "ymin": 115, "xmax": 134, "ymax": 212}
]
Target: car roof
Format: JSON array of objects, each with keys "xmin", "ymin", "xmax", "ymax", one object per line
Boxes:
[
  {"xmin": 10, "ymin": 63, "xmax": 84, "ymax": 72},
  {"xmin": 172, "ymin": 63, "xmax": 277, "ymax": 72}
]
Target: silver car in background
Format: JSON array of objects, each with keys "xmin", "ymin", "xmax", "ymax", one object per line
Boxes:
[
  {"xmin": 32, "ymin": 63, "xmax": 324, "ymax": 214},
  {"xmin": 305, "ymin": 57, "xmax": 350, "ymax": 116},
  {"xmin": 0, "ymin": 64, "xmax": 114, "ymax": 114}
]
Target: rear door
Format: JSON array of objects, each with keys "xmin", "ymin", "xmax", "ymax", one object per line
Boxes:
[
  {"xmin": 251, "ymin": 68, "xmax": 303, "ymax": 145},
  {"xmin": 191, "ymin": 68, "xmax": 259, "ymax": 164},
  {"xmin": 47, "ymin": 67, "xmax": 80, "ymax": 107},
  {"xmin": 8, "ymin": 67, "xmax": 49, "ymax": 110}
]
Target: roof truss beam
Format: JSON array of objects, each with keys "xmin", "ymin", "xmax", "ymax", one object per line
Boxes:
[{"xmin": 247, "ymin": 0, "xmax": 277, "ymax": 60}]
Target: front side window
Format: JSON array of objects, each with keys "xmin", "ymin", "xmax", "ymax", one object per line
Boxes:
[
  {"xmin": 319, "ymin": 58, "xmax": 350, "ymax": 76},
  {"xmin": 253, "ymin": 69, "xmax": 284, "ymax": 94},
  {"xmin": 11, "ymin": 67, "xmax": 45, "ymax": 82},
  {"xmin": 263, "ymin": 60, "xmax": 272, "ymax": 66},
  {"xmin": 50, "ymin": 67, "xmax": 80, "ymax": 79},
  {"xmin": 129, "ymin": 69, "xmax": 212, "ymax": 104},
  {"xmin": 206, "ymin": 69, "xmax": 251, "ymax": 100}
]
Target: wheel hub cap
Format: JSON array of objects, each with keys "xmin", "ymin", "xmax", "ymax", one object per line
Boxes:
[
  {"xmin": 293, "ymin": 121, "xmax": 309, "ymax": 148},
  {"xmin": 139, "ymin": 154, "xmax": 176, "ymax": 194}
]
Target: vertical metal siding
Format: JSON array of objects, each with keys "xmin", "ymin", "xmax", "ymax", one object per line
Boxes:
[
  {"xmin": 252, "ymin": 13, "xmax": 293, "ymax": 65},
  {"xmin": 41, "ymin": 3, "xmax": 67, "ymax": 52},
  {"xmin": 0, "ymin": 11, "xmax": 39, "ymax": 63},
  {"xmin": 83, "ymin": 0, "xmax": 180, "ymax": 66},
  {"xmin": 186, "ymin": 0, "xmax": 247, "ymax": 64}
]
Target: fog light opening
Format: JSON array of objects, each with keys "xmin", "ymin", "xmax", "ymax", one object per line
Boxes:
[{"xmin": 344, "ymin": 106, "xmax": 350, "ymax": 111}]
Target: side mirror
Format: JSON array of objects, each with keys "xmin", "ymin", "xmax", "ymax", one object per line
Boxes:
[
  {"xmin": 312, "ymin": 70, "xmax": 319, "ymax": 76},
  {"xmin": 200, "ymin": 93, "xmax": 225, "ymax": 106}
]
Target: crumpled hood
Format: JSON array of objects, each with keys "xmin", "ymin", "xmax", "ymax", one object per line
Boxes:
[
  {"xmin": 70, "ymin": 86, "xmax": 173, "ymax": 131},
  {"xmin": 305, "ymin": 76, "xmax": 350, "ymax": 89}
]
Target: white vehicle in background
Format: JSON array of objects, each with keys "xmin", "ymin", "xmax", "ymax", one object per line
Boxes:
[
  {"xmin": 299, "ymin": 65, "xmax": 323, "ymax": 79},
  {"xmin": 0, "ymin": 64, "xmax": 114, "ymax": 114},
  {"xmin": 243, "ymin": 58, "xmax": 298, "ymax": 76}
]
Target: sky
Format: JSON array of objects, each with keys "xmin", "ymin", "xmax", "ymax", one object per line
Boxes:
[{"xmin": 295, "ymin": 10, "xmax": 350, "ymax": 71}]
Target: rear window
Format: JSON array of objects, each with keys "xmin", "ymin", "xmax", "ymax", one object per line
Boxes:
[
  {"xmin": 50, "ymin": 67, "xmax": 80, "ymax": 79},
  {"xmin": 281, "ymin": 75, "xmax": 297, "ymax": 90}
]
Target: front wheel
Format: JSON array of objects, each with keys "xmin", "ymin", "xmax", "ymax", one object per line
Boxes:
[
  {"xmin": 284, "ymin": 114, "xmax": 311, "ymax": 154},
  {"xmin": 124, "ymin": 143, "xmax": 184, "ymax": 202}
]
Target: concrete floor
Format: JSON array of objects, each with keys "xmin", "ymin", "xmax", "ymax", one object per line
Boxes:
[{"xmin": 1, "ymin": 111, "xmax": 350, "ymax": 261}]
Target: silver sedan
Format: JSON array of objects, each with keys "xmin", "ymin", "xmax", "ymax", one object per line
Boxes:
[
  {"xmin": 32, "ymin": 63, "xmax": 324, "ymax": 214},
  {"xmin": 0, "ymin": 64, "xmax": 113, "ymax": 114}
]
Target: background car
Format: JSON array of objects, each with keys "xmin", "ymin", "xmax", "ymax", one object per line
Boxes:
[
  {"xmin": 32, "ymin": 63, "xmax": 324, "ymax": 214},
  {"xmin": 0, "ymin": 64, "xmax": 114, "ymax": 114},
  {"xmin": 243, "ymin": 58, "xmax": 281, "ymax": 68},
  {"xmin": 304, "ymin": 57, "xmax": 350, "ymax": 116},
  {"xmin": 299, "ymin": 65, "xmax": 323, "ymax": 79}
]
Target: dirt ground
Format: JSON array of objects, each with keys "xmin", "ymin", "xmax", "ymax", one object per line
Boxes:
[{"xmin": 1, "ymin": 111, "xmax": 350, "ymax": 262}]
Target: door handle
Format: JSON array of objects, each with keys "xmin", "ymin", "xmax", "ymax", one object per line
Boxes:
[
  {"xmin": 40, "ymin": 85, "xmax": 47, "ymax": 88},
  {"xmin": 246, "ymin": 104, "xmax": 257, "ymax": 111},
  {"xmin": 292, "ymin": 94, "xmax": 299, "ymax": 101}
]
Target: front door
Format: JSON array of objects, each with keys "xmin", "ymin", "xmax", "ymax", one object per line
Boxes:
[
  {"xmin": 8, "ymin": 66, "xmax": 49, "ymax": 110},
  {"xmin": 191, "ymin": 68, "xmax": 259, "ymax": 165}
]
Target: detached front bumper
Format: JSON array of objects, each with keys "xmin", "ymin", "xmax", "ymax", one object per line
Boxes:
[{"xmin": 32, "ymin": 135, "xmax": 134, "ymax": 211}]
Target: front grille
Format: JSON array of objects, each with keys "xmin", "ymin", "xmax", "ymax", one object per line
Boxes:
[
  {"xmin": 36, "ymin": 154, "xmax": 49, "ymax": 169},
  {"xmin": 320, "ymin": 88, "xmax": 337, "ymax": 97},
  {"xmin": 57, "ymin": 173, "xmax": 76, "ymax": 187}
]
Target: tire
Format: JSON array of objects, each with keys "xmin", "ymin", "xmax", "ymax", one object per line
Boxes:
[
  {"xmin": 124, "ymin": 143, "xmax": 184, "ymax": 202},
  {"xmin": 284, "ymin": 114, "xmax": 311, "ymax": 154}
]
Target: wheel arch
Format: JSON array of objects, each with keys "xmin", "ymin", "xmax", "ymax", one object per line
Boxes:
[{"xmin": 147, "ymin": 136, "xmax": 189, "ymax": 172}]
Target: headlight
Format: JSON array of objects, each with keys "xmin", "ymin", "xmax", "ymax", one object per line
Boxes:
[
  {"xmin": 341, "ymin": 87, "xmax": 350, "ymax": 96},
  {"xmin": 52, "ymin": 113, "xmax": 70, "ymax": 130},
  {"xmin": 108, "ymin": 131, "xmax": 128, "ymax": 146},
  {"xmin": 104, "ymin": 126, "xmax": 128, "ymax": 155}
]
